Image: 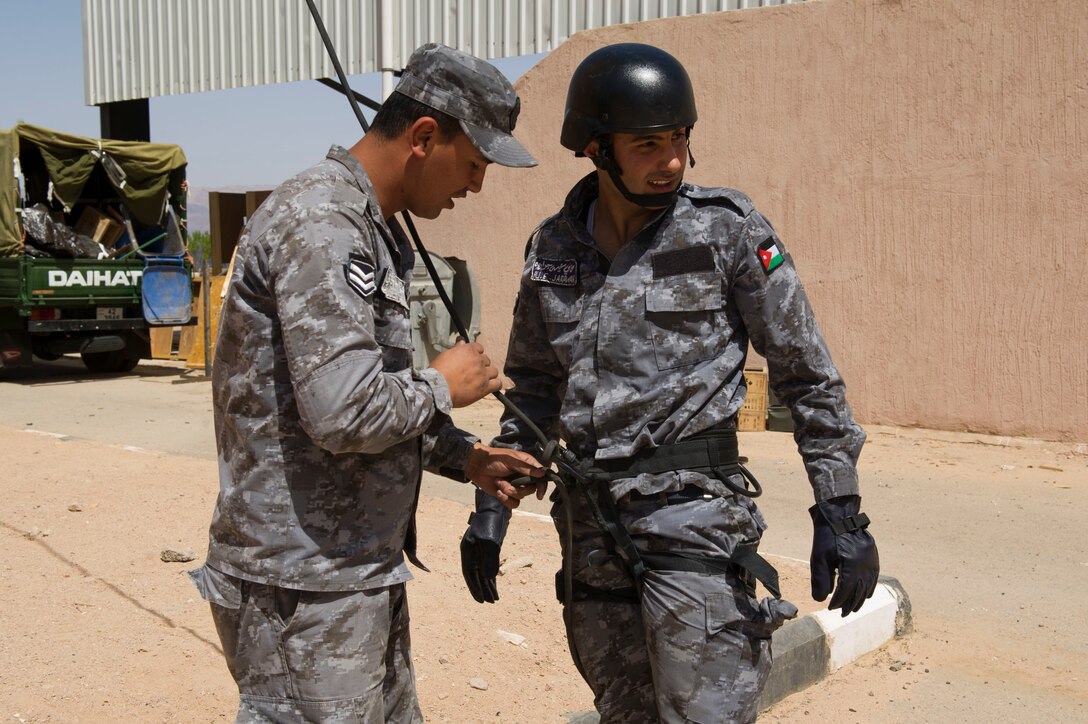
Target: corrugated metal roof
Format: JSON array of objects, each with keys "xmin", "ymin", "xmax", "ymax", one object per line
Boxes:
[{"xmin": 83, "ymin": 0, "xmax": 805, "ymax": 105}]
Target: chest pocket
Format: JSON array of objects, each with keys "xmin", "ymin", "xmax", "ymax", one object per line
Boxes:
[{"xmin": 645, "ymin": 271, "xmax": 724, "ymax": 370}]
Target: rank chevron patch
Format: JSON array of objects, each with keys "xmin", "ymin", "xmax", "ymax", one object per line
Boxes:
[{"xmin": 345, "ymin": 255, "xmax": 377, "ymax": 298}]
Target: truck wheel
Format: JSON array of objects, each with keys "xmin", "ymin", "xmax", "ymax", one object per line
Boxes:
[
  {"xmin": 81, "ymin": 334, "xmax": 146, "ymax": 373},
  {"xmin": 81, "ymin": 349, "xmax": 139, "ymax": 373}
]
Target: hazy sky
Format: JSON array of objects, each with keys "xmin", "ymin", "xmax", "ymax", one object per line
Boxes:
[{"xmin": 1, "ymin": 1, "xmax": 544, "ymax": 189}]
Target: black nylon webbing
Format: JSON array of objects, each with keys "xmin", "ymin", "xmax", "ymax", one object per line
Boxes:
[
  {"xmin": 589, "ymin": 429, "xmax": 762, "ymax": 498},
  {"xmin": 640, "ymin": 547, "xmax": 781, "ymax": 598},
  {"xmin": 594, "ymin": 432, "xmax": 741, "ymax": 477}
]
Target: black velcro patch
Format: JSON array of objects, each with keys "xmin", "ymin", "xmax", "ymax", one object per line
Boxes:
[
  {"xmin": 651, "ymin": 245, "xmax": 715, "ymax": 279},
  {"xmin": 530, "ymin": 257, "xmax": 578, "ymax": 287}
]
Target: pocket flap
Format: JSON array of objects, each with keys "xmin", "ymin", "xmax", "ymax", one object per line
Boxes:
[{"xmin": 645, "ymin": 272, "xmax": 722, "ymax": 313}]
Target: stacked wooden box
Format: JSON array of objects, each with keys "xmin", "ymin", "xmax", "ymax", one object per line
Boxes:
[{"xmin": 738, "ymin": 368, "xmax": 768, "ymax": 432}]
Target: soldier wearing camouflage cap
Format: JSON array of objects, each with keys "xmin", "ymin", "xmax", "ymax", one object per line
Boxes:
[
  {"xmin": 191, "ymin": 43, "xmax": 541, "ymax": 722},
  {"xmin": 460, "ymin": 43, "xmax": 880, "ymax": 722}
]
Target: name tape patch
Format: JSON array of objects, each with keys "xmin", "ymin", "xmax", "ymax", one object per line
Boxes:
[
  {"xmin": 530, "ymin": 257, "xmax": 578, "ymax": 287},
  {"xmin": 380, "ymin": 268, "xmax": 409, "ymax": 309}
]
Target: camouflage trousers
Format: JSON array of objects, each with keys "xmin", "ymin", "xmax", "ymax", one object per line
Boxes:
[
  {"xmin": 553, "ymin": 485, "xmax": 794, "ymax": 724},
  {"xmin": 201, "ymin": 569, "xmax": 422, "ymax": 724}
]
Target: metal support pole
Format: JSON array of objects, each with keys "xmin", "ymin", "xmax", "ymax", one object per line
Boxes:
[
  {"xmin": 380, "ymin": 0, "xmax": 395, "ymax": 99},
  {"xmin": 201, "ymin": 256, "xmax": 211, "ymax": 377}
]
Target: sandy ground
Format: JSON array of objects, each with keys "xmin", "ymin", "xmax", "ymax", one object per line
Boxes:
[
  {"xmin": 1, "ymin": 373, "xmax": 1086, "ymax": 722},
  {"xmin": 0, "ymin": 421, "xmax": 811, "ymax": 724}
]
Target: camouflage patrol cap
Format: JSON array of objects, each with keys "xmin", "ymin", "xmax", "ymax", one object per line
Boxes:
[{"xmin": 394, "ymin": 43, "xmax": 538, "ymax": 168}]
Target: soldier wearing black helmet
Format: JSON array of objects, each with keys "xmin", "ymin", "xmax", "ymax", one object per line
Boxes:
[{"xmin": 460, "ymin": 43, "xmax": 880, "ymax": 722}]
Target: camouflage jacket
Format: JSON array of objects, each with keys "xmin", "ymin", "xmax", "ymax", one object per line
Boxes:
[
  {"xmin": 206, "ymin": 146, "xmax": 477, "ymax": 591},
  {"xmin": 496, "ymin": 173, "xmax": 865, "ymax": 502}
]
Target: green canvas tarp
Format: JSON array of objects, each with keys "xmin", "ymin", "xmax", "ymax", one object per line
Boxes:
[
  {"xmin": 1, "ymin": 123, "xmax": 187, "ymax": 257},
  {"xmin": 0, "ymin": 128, "xmax": 18, "ymax": 257}
]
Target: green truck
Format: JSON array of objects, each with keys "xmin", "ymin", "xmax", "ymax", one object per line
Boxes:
[{"xmin": 1, "ymin": 123, "xmax": 194, "ymax": 373}]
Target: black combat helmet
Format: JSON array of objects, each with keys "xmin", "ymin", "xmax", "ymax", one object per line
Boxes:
[
  {"xmin": 561, "ymin": 43, "xmax": 697, "ymax": 153},
  {"xmin": 561, "ymin": 43, "xmax": 698, "ymax": 207}
]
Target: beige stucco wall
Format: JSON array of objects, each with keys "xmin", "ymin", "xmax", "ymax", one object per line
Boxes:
[{"xmin": 413, "ymin": 0, "xmax": 1088, "ymax": 442}]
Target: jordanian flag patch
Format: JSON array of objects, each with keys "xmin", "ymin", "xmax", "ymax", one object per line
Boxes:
[{"xmin": 757, "ymin": 238, "xmax": 784, "ymax": 275}]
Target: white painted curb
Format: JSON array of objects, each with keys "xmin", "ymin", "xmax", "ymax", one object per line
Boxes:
[
  {"xmin": 759, "ymin": 575, "xmax": 912, "ymax": 710},
  {"xmin": 570, "ymin": 577, "xmax": 912, "ymax": 721},
  {"xmin": 812, "ymin": 581, "xmax": 903, "ymax": 671}
]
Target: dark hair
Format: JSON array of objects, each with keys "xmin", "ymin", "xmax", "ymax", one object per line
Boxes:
[{"xmin": 369, "ymin": 91, "xmax": 462, "ymax": 140}]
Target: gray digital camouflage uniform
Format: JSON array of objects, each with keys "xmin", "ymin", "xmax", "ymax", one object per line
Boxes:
[
  {"xmin": 495, "ymin": 173, "xmax": 865, "ymax": 723},
  {"xmin": 190, "ymin": 145, "xmax": 477, "ymax": 722}
]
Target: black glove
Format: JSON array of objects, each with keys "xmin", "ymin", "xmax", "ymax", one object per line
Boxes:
[
  {"xmin": 809, "ymin": 495, "xmax": 880, "ymax": 617},
  {"xmin": 460, "ymin": 488, "xmax": 511, "ymax": 603}
]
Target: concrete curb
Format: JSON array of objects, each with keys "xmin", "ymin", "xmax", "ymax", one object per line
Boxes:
[
  {"xmin": 566, "ymin": 575, "xmax": 912, "ymax": 723},
  {"xmin": 759, "ymin": 575, "xmax": 912, "ymax": 709}
]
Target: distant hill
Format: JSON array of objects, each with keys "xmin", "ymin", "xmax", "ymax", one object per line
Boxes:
[{"xmin": 186, "ymin": 189, "xmax": 209, "ymax": 232}]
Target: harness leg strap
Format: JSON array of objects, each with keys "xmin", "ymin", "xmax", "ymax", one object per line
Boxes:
[{"xmin": 640, "ymin": 546, "xmax": 781, "ymax": 599}]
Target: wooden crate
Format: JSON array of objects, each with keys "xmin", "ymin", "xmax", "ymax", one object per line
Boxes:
[
  {"xmin": 74, "ymin": 206, "xmax": 124, "ymax": 248},
  {"xmin": 150, "ymin": 327, "xmax": 178, "ymax": 359},
  {"xmin": 738, "ymin": 368, "xmax": 768, "ymax": 431},
  {"xmin": 738, "ymin": 408, "xmax": 767, "ymax": 432},
  {"xmin": 185, "ymin": 273, "xmax": 227, "ymax": 369}
]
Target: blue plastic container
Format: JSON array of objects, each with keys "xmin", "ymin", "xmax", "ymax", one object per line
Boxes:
[{"xmin": 141, "ymin": 257, "xmax": 193, "ymax": 325}]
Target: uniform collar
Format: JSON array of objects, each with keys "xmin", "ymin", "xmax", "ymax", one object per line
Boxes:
[
  {"xmin": 562, "ymin": 172, "xmax": 674, "ymax": 253},
  {"xmin": 325, "ymin": 145, "xmax": 387, "ymax": 227},
  {"xmin": 325, "ymin": 144, "xmax": 412, "ymax": 272}
]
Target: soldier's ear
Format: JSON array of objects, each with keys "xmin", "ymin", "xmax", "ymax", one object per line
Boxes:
[
  {"xmin": 584, "ymin": 140, "xmax": 599, "ymax": 159},
  {"xmin": 408, "ymin": 117, "xmax": 439, "ymax": 158}
]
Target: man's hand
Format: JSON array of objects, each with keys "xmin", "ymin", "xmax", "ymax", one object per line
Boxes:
[
  {"xmin": 429, "ymin": 341, "xmax": 501, "ymax": 407},
  {"xmin": 809, "ymin": 495, "xmax": 880, "ymax": 617},
  {"xmin": 460, "ymin": 488, "xmax": 510, "ymax": 603},
  {"xmin": 465, "ymin": 444, "xmax": 547, "ymax": 509}
]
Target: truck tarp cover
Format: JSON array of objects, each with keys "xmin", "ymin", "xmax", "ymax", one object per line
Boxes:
[{"xmin": 1, "ymin": 123, "xmax": 187, "ymax": 256}]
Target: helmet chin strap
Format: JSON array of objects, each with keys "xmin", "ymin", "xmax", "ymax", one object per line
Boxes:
[{"xmin": 593, "ymin": 131, "xmax": 697, "ymax": 209}]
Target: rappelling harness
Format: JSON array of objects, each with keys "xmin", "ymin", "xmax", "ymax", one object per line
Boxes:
[{"xmin": 533, "ymin": 428, "xmax": 782, "ymax": 602}]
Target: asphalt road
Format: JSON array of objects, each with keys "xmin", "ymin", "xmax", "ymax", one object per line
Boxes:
[
  {"xmin": 0, "ymin": 356, "xmax": 535, "ymax": 512},
  {"xmin": 3, "ymin": 356, "xmax": 1086, "ymax": 721}
]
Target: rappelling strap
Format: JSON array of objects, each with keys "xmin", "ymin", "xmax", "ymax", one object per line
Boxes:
[
  {"xmin": 593, "ymin": 430, "xmax": 740, "ymax": 477},
  {"xmin": 555, "ymin": 571, "xmax": 639, "ymax": 605},
  {"xmin": 640, "ymin": 546, "xmax": 781, "ymax": 598},
  {"xmin": 590, "ymin": 428, "xmax": 762, "ymax": 498}
]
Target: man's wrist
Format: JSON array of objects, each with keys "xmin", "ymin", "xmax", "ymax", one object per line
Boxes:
[
  {"xmin": 463, "ymin": 442, "xmax": 486, "ymax": 483},
  {"xmin": 437, "ymin": 436, "xmax": 481, "ymax": 483}
]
